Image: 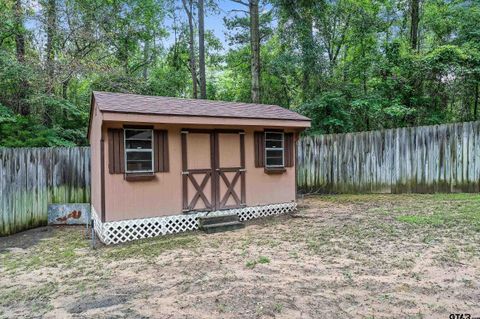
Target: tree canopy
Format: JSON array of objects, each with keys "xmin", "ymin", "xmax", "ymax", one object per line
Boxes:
[{"xmin": 0, "ymin": 0, "xmax": 479, "ymax": 146}]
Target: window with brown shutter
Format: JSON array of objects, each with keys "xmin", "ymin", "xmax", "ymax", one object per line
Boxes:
[
  {"xmin": 108, "ymin": 127, "xmax": 169, "ymax": 175},
  {"xmin": 154, "ymin": 130, "xmax": 169, "ymax": 172},
  {"xmin": 254, "ymin": 131, "xmax": 265, "ymax": 167},
  {"xmin": 255, "ymin": 130, "xmax": 294, "ymax": 172}
]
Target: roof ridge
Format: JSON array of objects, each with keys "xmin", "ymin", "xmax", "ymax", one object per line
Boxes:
[{"xmin": 93, "ymin": 91, "xmax": 291, "ymax": 109}]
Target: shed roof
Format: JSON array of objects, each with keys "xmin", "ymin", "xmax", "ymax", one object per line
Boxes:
[{"xmin": 92, "ymin": 91, "xmax": 310, "ymax": 122}]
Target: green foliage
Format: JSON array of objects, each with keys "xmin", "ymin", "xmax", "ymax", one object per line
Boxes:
[
  {"xmin": 0, "ymin": 0, "xmax": 479, "ymax": 146},
  {"xmin": 0, "ymin": 114, "xmax": 75, "ymax": 147},
  {"xmin": 298, "ymin": 92, "xmax": 352, "ymax": 134}
]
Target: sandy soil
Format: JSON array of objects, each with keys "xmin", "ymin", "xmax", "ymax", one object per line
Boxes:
[{"xmin": 1, "ymin": 194, "xmax": 479, "ymax": 319}]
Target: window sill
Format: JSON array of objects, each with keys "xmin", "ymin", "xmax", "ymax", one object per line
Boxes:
[
  {"xmin": 124, "ymin": 172, "xmax": 156, "ymax": 181},
  {"xmin": 264, "ymin": 167, "xmax": 287, "ymax": 174}
]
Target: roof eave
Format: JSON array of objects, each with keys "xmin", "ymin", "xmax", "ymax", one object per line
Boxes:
[
  {"xmin": 100, "ymin": 110, "xmax": 311, "ymax": 128},
  {"xmin": 99, "ymin": 109, "xmax": 311, "ymax": 124}
]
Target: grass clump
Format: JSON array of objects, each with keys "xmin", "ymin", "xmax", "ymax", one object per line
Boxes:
[
  {"xmin": 245, "ymin": 256, "xmax": 270, "ymax": 269},
  {"xmin": 396, "ymin": 214, "xmax": 445, "ymax": 226}
]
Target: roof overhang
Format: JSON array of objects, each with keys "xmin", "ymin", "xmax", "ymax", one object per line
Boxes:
[{"xmin": 100, "ymin": 111, "xmax": 311, "ymax": 128}]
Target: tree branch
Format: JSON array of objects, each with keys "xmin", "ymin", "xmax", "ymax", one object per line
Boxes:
[{"xmin": 230, "ymin": 0, "xmax": 249, "ymax": 7}]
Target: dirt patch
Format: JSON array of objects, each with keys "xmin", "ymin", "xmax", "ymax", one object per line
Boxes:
[
  {"xmin": 0, "ymin": 226, "xmax": 56, "ymax": 253},
  {"xmin": 68, "ymin": 291, "xmax": 132, "ymax": 314},
  {"xmin": 1, "ymin": 194, "xmax": 479, "ymax": 318}
]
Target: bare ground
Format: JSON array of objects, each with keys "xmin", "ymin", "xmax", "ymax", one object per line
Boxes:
[{"xmin": 1, "ymin": 194, "xmax": 480, "ymax": 319}]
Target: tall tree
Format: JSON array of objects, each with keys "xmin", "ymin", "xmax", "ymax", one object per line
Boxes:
[
  {"xmin": 44, "ymin": 0, "xmax": 57, "ymax": 94},
  {"xmin": 249, "ymin": 0, "xmax": 260, "ymax": 103},
  {"xmin": 13, "ymin": 0, "xmax": 29, "ymax": 115},
  {"xmin": 182, "ymin": 0, "xmax": 198, "ymax": 98},
  {"xmin": 277, "ymin": 0, "xmax": 318, "ymax": 100},
  {"xmin": 198, "ymin": 0, "xmax": 207, "ymax": 99},
  {"xmin": 230, "ymin": 0, "xmax": 261, "ymax": 103},
  {"xmin": 410, "ymin": 0, "xmax": 420, "ymax": 51},
  {"xmin": 14, "ymin": 0, "xmax": 25, "ymax": 64},
  {"xmin": 316, "ymin": 1, "xmax": 352, "ymax": 71}
]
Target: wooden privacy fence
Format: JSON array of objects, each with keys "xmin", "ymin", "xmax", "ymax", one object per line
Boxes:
[
  {"xmin": 297, "ymin": 121, "xmax": 480, "ymax": 193},
  {"xmin": 0, "ymin": 147, "xmax": 90, "ymax": 236}
]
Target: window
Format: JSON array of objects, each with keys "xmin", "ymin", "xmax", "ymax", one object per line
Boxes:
[
  {"xmin": 265, "ymin": 131, "xmax": 284, "ymax": 168},
  {"xmin": 124, "ymin": 128, "xmax": 153, "ymax": 173}
]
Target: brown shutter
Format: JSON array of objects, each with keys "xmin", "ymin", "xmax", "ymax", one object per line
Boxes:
[
  {"xmin": 254, "ymin": 131, "xmax": 265, "ymax": 167},
  {"xmin": 107, "ymin": 128, "xmax": 125, "ymax": 174},
  {"xmin": 154, "ymin": 130, "xmax": 169, "ymax": 172},
  {"xmin": 284, "ymin": 132, "xmax": 295, "ymax": 167}
]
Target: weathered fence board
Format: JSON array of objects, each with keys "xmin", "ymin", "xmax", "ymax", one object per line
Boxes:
[
  {"xmin": 297, "ymin": 121, "xmax": 480, "ymax": 194},
  {"xmin": 0, "ymin": 147, "xmax": 90, "ymax": 236}
]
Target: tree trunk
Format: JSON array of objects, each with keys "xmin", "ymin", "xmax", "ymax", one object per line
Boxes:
[
  {"xmin": 198, "ymin": 0, "xmax": 207, "ymax": 99},
  {"xmin": 300, "ymin": 9, "xmax": 314, "ymax": 99},
  {"xmin": 62, "ymin": 78, "xmax": 69, "ymax": 99},
  {"xmin": 249, "ymin": 0, "xmax": 260, "ymax": 103},
  {"xmin": 14, "ymin": 0, "xmax": 28, "ymax": 115},
  {"xmin": 182, "ymin": 0, "xmax": 198, "ymax": 99},
  {"xmin": 410, "ymin": 0, "xmax": 419, "ymax": 51},
  {"xmin": 474, "ymin": 82, "xmax": 479, "ymax": 120},
  {"xmin": 143, "ymin": 39, "xmax": 150, "ymax": 80},
  {"xmin": 123, "ymin": 37, "xmax": 129, "ymax": 74},
  {"xmin": 45, "ymin": 0, "xmax": 57, "ymax": 94},
  {"xmin": 14, "ymin": 0, "xmax": 25, "ymax": 64}
]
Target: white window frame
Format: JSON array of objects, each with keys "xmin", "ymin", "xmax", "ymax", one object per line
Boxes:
[
  {"xmin": 124, "ymin": 128, "xmax": 154, "ymax": 173},
  {"xmin": 265, "ymin": 131, "xmax": 284, "ymax": 168}
]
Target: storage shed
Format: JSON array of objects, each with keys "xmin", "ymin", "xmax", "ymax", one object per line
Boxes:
[{"xmin": 88, "ymin": 91, "xmax": 311, "ymax": 244}]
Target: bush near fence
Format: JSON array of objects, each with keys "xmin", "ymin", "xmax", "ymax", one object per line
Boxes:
[{"xmin": 297, "ymin": 121, "xmax": 480, "ymax": 194}]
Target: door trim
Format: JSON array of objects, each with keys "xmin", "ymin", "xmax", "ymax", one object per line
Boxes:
[{"xmin": 181, "ymin": 130, "xmax": 215, "ymax": 212}]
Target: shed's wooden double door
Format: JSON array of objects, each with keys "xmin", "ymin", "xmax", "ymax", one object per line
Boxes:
[{"xmin": 181, "ymin": 129, "xmax": 246, "ymax": 212}]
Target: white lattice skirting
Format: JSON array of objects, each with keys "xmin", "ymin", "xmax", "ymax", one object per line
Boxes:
[{"xmin": 91, "ymin": 202, "xmax": 296, "ymax": 245}]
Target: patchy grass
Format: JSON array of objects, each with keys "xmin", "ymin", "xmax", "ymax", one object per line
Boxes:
[
  {"xmin": 393, "ymin": 195, "xmax": 480, "ymax": 231},
  {"xmin": 103, "ymin": 233, "xmax": 200, "ymax": 260},
  {"xmin": 0, "ymin": 281, "xmax": 58, "ymax": 316},
  {"xmin": 1, "ymin": 228, "xmax": 89, "ymax": 274},
  {"xmin": 1, "ymin": 194, "xmax": 479, "ymax": 318}
]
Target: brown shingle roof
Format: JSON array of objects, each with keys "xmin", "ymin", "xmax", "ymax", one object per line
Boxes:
[{"xmin": 93, "ymin": 91, "xmax": 310, "ymax": 122}]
